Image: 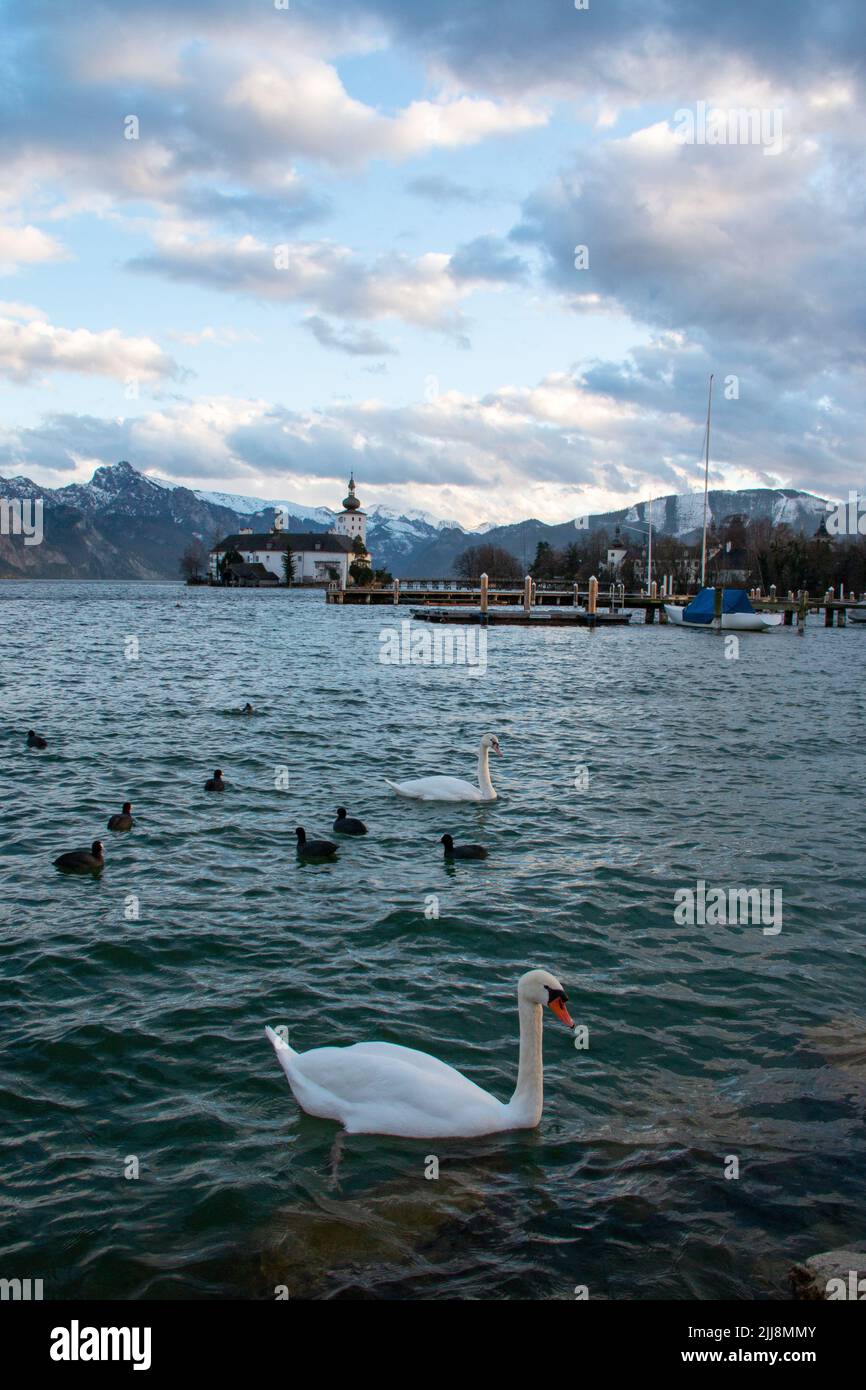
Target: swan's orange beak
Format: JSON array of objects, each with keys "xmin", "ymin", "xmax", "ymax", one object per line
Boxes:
[{"xmin": 548, "ymin": 996, "xmax": 575, "ymax": 1029}]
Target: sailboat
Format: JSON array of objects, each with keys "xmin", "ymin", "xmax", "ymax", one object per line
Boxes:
[
  {"xmin": 665, "ymin": 375, "xmax": 781, "ymax": 632},
  {"xmin": 666, "ymin": 587, "xmax": 782, "ymax": 630}
]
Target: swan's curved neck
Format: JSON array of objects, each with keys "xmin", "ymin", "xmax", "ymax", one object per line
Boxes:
[
  {"xmin": 506, "ymin": 996, "xmax": 544, "ymax": 1125},
  {"xmin": 477, "ymin": 744, "xmax": 495, "ymax": 797}
]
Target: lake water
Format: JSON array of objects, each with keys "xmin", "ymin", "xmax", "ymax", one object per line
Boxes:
[{"xmin": 1, "ymin": 581, "xmax": 864, "ymax": 1300}]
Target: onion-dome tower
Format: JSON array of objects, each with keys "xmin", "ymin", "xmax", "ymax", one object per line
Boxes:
[{"xmin": 334, "ymin": 473, "xmax": 367, "ymax": 547}]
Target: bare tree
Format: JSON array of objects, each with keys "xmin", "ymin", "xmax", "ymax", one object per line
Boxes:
[
  {"xmin": 455, "ymin": 544, "xmax": 523, "ymax": 580},
  {"xmin": 180, "ymin": 538, "xmax": 208, "ymax": 581}
]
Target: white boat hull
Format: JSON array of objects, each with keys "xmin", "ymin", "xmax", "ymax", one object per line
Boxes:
[{"xmin": 664, "ymin": 605, "xmax": 782, "ymax": 631}]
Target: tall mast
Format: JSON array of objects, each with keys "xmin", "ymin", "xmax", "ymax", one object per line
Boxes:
[
  {"xmin": 647, "ymin": 495, "xmax": 653, "ymax": 593},
  {"xmin": 700, "ymin": 373, "xmax": 714, "ymax": 588}
]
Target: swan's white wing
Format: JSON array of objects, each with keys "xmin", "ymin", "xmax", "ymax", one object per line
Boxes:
[
  {"xmin": 288, "ymin": 1041, "xmax": 506, "ymax": 1137},
  {"xmin": 385, "ymin": 775, "xmax": 482, "ymax": 801}
]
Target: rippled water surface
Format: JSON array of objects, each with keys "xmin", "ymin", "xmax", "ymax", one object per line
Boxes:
[{"xmin": 1, "ymin": 581, "xmax": 865, "ymax": 1300}]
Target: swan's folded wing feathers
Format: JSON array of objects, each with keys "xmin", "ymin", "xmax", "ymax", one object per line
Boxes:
[
  {"xmin": 294, "ymin": 1042, "xmax": 502, "ymax": 1123},
  {"xmin": 385, "ymin": 775, "xmax": 481, "ymax": 801}
]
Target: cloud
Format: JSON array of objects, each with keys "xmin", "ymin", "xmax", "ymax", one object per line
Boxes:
[
  {"xmin": 0, "ymin": 309, "xmax": 181, "ymax": 384},
  {"xmin": 0, "ymin": 6, "xmax": 547, "ymax": 235},
  {"xmin": 449, "ymin": 235, "xmax": 527, "ymax": 283},
  {"xmin": 406, "ymin": 175, "xmax": 488, "ymax": 205},
  {"xmin": 3, "ymin": 332, "xmax": 856, "ymax": 524},
  {"xmin": 512, "ymin": 109, "xmax": 866, "ymax": 377},
  {"xmin": 128, "ymin": 231, "xmax": 524, "ymax": 340},
  {"xmin": 167, "ymin": 326, "xmax": 260, "ymax": 347},
  {"xmin": 303, "ymin": 315, "xmax": 397, "ymax": 356},
  {"xmin": 224, "ymin": 59, "xmax": 547, "ymax": 169},
  {"xmin": 351, "ymin": 0, "xmax": 866, "ymax": 106},
  {"xmin": 0, "ymin": 224, "xmax": 68, "ymax": 274}
]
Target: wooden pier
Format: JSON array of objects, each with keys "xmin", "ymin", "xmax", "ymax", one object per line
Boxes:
[
  {"xmin": 328, "ymin": 579, "xmax": 668, "ymax": 619},
  {"xmin": 327, "ymin": 578, "xmax": 864, "ymax": 627}
]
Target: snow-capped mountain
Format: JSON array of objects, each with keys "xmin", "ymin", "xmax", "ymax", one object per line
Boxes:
[
  {"xmin": 190, "ymin": 486, "xmax": 335, "ymax": 527},
  {"xmin": 0, "ymin": 460, "xmax": 834, "ymax": 580}
]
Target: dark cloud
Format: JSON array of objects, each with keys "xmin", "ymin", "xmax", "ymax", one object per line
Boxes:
[
  {"xmin": 351, "ymin": 0, "xmax": 866, "ymax": 100},
  {"xmin": 449, "ymin": 235, "xmax": 527, "ymax": 283},
  {"xmin": 406, "ymin": 175, "xmax": 487, "ymax": 205},
  {"xmin": 303, "ymin": 315, "xmax": 397, "ymax": 356}
]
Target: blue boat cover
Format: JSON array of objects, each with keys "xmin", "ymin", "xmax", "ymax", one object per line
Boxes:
[{"xmin": 682, "ymin": 587, "xmax": 756, "ymax": 624}]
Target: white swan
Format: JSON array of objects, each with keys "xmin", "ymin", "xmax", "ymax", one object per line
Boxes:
[
  {"xmin": 385, "ymin": 732, "xmax": 502, "ymax": 802},
  {"xmin": 265, "ymin": 968, "xmax": 574, "ymax": 1139}
]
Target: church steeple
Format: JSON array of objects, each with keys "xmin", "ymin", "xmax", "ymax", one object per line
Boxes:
[
  {"xmin": 333, "ymin": 472, "xmax": 368, "ymax": 553},
  {"xmin": 342, "ymin": 474, "xmax": 361, "ymax": 511}
]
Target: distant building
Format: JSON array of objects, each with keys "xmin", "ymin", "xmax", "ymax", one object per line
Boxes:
[
  {"xmin": 208, "ymin": 474, "xmax": 372, "ymax": 584},
  {"xmin": 716, "ymin": 540, "xmax": 750, "ymax": 586},
  {"xmin": 223, "ymin": 560, "xmax": 279, "ymax": 587},
  {"xmin": 603, "ymin": 525, "xmax": 641, "ymax": 580},
  {"xmin": 210, "ymin": 530, "xmax": 354, "ymax": 584}
]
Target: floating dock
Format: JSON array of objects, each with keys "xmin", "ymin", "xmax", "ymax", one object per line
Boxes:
[{"xmin": 411, "ymin": 606, "xmax": 631, "ymax": 627}]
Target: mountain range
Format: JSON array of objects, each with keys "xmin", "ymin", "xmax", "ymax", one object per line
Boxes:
[{"xmin": 0, "ymin": 461, "xmax": 831, "ymax": 581}]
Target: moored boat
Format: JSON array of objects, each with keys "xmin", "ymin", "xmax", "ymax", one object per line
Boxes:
[{"xmin": 665, "ymin": 587, "xmax": 783, "ymax": 631}]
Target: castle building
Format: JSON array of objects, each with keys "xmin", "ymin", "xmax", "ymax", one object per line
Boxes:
[{"xmin": 208, "ymin": 474, "xmax": 372, "ymax": 585}]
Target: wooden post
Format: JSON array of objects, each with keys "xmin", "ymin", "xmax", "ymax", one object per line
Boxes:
[
  {"xmin": 531, "ymin": 578, "xmax": 538, "ymax": 606},
  {"xmin": 523, "ymin": 574, "xmax": 532, "ymax": 614},
  {"xmin": 573, "ymin": 581, "xmax": 580, "ymax": 609},
  {"xmin": 645, "ymin": 602, "xmax": 655, "ymax": 623},
  {"xmin": 783, "ymin": 608, "xmax": 793, "ymax": 626},
  {"xmin": 393, "ymin": 577, "xmax": 400, "ymax": 605},
  {"xmin": 650, "ymin": 580, "xmax": 658, "ymax": 599},
  {"xmin": 588, "ymin": 575, "xmax": 598, "ymax": 615},
  {"xmin": 838, "ymin": 606, "xmax": 847, "ymax": 626},
  {"xmin": 480, "ymin": 572, "xmax": 488, "ymax": 615},
  {"xmin": 714, "ymin": 585, "xmax": 724, "ymax": 629}
]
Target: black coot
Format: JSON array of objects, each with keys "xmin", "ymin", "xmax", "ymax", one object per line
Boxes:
[
  {"xmin": 204, "ymin": 769, "xmax": 227, "ymax": 791},
  {"xmin": 440, "ymin": 833, "xmax": 488, "ymax": 860},
  {"xmin": 54, "ymin": 840, "xmax": 105, "ymax": 873},
  {"xmin": 333, "ymin": 807, "xmax": 367, "ymax": 835},
  {"xmin": 27, "ymin": 730, "xmax": 47, "ymax": 749},
  {"xmin": 295, "ymin": 827, "xmax": 337, "ymax": 858},
  {"xmin": 107, "ymin": 802, "xmax": 135, "ymax": 831}
]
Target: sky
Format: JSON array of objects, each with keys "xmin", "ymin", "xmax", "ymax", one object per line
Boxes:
[{"xmin": 0, "ymin": 0, "xmax": 863, "ymax": 527}]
